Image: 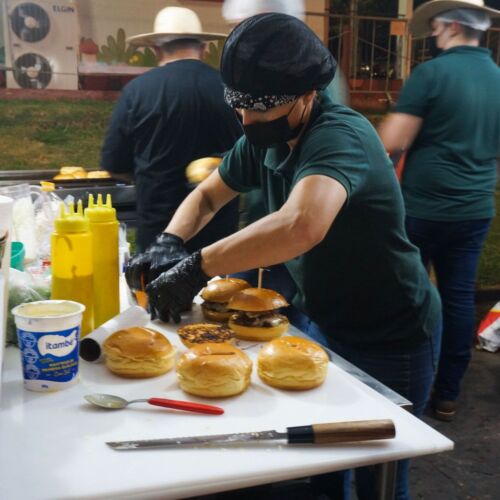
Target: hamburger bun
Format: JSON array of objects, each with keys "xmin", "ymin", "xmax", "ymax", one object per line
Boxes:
[
  {"xmin": 257, "ymin": 336, "xmax": 329, "ymax": 390},
  {"xmin": 60, "ymin": 166, "xmax": 86, "ymax": 175},
  {"xmin": 103, "ymin": 327, "xmax": 176, "ymax": 378},
  {"xmin": 201, "ymin": 278, "xmax": 251, "ymax": 303},
  {"xmin": 186, "ymin": 157, "xmax": 222, "ymax": 184},
  {"xmin": 228, "ymin": 287, "xmax": 288, "ymax": 312},
  {"xmin": 177, "ymin": 323, "xmax": 235, "ymax": 348},
  {"xmin": 53, "ymin": 173, "xmax": 76, "ymax": 180},
  {"xmin": 87, "ymin": 170, "xmax": 111, "ymax": 179},
  {"xmin": 228, "ymin": 319, "xmax": 289, "ymax": 342},
  {"xmin": 200, "ymin": 278, "xmax": 250, "ymax": 322},
  {"xmin": 228, "ymin": 287, "xmax": 289, "ymax": 341},
  {"xmin": 176, "ymin": 343, "xmax": 252, "ymax": 398},
  {"xmin": 71, "ymin": 171, "xmax": 88, "ymax": 179}
]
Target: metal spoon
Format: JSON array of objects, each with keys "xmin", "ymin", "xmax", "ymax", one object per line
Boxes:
[{"xmin": 84, "ymin": 394, "xmax": 224, "ymax": 415}]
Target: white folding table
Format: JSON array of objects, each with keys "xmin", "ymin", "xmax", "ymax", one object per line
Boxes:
[{"xmin": 0, "ymin": 304, "xmax": 453, "ymax": 499}]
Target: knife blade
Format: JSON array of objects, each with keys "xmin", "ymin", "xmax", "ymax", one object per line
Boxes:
[{"xmin": 107, "ymin": 419, "xmax": 395, "ymax": 450}]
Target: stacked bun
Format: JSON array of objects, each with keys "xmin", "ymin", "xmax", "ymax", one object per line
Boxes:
[
  {"xmin": 53, "ymin": 166, "xmax": 87, "ymax": 180},
  {"xmin": 200, "ymin": 278, "xmax": 250, "ymax": 322},
  {"xmin": 257, "ymin": 336, "xmax": 328, "ymax": 390},
  {"xmin": 176, "ymin": 343, "xmax": 252, "ymax": 397},
  {"xmin": 103, "ymin": 327, "xmax": 176, "ymax": 378}
]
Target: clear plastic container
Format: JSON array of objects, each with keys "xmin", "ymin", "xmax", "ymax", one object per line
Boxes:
[
  {"xmin": 34, "ymin": 182, "xmax": 63, "ymax": 264},
  {"xmin": 0, "ymin": 184, "xmax": 40, "ymax": 263}
]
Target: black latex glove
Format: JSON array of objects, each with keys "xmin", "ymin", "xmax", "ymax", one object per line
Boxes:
[
  {"xmin": 146, "ymin": 251, "xmax": 209, "ymax": 323},
  {"xmin": 125, "ymin": 232, "xmax": 189, "ymax": 291}
]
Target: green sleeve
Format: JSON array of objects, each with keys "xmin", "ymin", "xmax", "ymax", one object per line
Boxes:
[
  {"xmin": 293, "ymin": 124, "xmax": 370, "ymax": 198},
  {"xmin": 394, "ymin": 63, "xmax": 435, "ymax": 118},
  {"xmin": 218, "ymin": 136, "xmax": 261, "ymax": 193}
]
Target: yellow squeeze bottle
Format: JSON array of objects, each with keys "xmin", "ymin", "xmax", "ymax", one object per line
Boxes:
[
  {"xmin": 51, "ymin": 201, "xmax": 94, "ymax": 335},
  {"xmin": 85, "ymin": 194, "xmax": 119, "ymax": 328}
]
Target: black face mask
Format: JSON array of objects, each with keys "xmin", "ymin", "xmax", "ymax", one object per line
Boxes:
[{"xmin": 242, "ymin": 100, "xmax": 305, "ymax": 148}]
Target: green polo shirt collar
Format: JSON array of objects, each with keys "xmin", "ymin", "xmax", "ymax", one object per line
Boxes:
[
  {"xmin": 263, "ymin": 144, "xmax": 294, "ymax": 173},
  {"xmin": 437, "ymin": 46, "xmax": 491, "ymax": 59}
]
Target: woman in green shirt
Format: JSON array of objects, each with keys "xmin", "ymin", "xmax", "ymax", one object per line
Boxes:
[{"xmin": 379, "ymin": 0, "xmax": 500, "ymax": 422}]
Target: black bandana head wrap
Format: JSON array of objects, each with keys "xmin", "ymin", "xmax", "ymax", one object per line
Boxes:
[{"xmin": 221, "ymin": 13, "xmax": 336, "ymax": 110}]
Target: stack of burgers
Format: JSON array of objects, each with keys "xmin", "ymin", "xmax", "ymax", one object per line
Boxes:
[{"xmin": 200, "ymin": 278, "xmax": 290, "ymax": 341}]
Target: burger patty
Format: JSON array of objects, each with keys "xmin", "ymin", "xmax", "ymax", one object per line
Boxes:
[
  {"xmin": 202, "ymin": 301, "xmax": 230, "ymax": 313},
  {"xmin": 230, "ymin": 311, "xmax": 288, "ymax": 328}
]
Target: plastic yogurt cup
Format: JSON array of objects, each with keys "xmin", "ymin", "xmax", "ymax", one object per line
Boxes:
[{"xmin": 12, "ymin": 300, "xmax": 85, "ymax": 392}]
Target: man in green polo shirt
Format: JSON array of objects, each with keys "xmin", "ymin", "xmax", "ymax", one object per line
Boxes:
[
  {"xmin": 379, "ymin": 0, "xmax": 500, "ymax": 422},
  {"xmin": 128, "ymin": 13, "xmax": 441, "ymax": 499}
]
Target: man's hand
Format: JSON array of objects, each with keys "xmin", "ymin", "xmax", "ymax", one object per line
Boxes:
[
  {"xmin": 146, "ymin": 251, "xmax": 209, "ymax": 323},
  {"xmin": 125, "ymin": 232, "xmax": 189, "ymax": 290}
]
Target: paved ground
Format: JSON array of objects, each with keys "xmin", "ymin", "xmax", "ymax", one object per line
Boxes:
[{"xmin": 410, "ymin": 347, "xmax": 500, "ymax": 499}]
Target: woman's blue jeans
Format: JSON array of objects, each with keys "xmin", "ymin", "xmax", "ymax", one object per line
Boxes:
[
  {"xmin": 405, "ymin": 216, "xmax": 492, "ymax": 402},
  {"xmin": 300, "ymin": 319, "xmax": 442, "ymax": 500}
]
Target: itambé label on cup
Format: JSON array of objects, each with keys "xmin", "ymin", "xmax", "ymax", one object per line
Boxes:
[{"xmin": 17, "ymin": 325, "xmax": 80, "ymax": 391}]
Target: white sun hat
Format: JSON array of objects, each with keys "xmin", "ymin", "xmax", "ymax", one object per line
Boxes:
[
  {"xmin": 222, "ymin": 0, "xmax": 305, "ymax": 22},
  {"xmin": 127, "ymin": 6, "xmax": 227, "ymax": 46},
  {"xmin": 410, "ymin": 0, "xmax": 500, "ymax": 38}
]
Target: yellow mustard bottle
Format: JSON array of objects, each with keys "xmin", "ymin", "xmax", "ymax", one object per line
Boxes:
[
  {"xmin": 85, "ymin": 194, "xmax": 119, "ymax": 328},
  {"xmin": 51, "ymin": 201, "xmax": 94, "ymax": 335}
]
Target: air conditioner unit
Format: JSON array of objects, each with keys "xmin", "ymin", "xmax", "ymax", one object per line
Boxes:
[{"xmin": 3, "ymin": 0, "xmax": 79, "ymax": 90}]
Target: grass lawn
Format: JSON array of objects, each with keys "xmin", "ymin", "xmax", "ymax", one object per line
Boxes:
[
  {"xmin": 1, "ymin": 99, "xmax": 498, "ymax": 287},
  {"xmin": 0, "ymin": 99, "xmax": 114, "ymax": 170}
]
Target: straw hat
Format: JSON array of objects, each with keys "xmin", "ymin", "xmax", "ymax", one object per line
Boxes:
[
  {"xmin": 127, "ymin": 6, "xmax": 227, "ymax": 46},
  {"xmin": 410, "ymin": 0, "xmax": 500, "ymax": 38}
]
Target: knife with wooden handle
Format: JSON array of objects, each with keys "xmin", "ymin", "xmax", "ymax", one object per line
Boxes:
[{"xmin": 107, "ymin": 419, "xmax": 395, "ymax": 450}]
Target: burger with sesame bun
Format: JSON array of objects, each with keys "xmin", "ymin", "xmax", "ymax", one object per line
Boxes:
[
  {"xmin": 228, "ymin": 287, "xmax": 289, "ymax": 341},
  {"xmin": 200, "ymin": 277, "xmax": 251, "ymax": 322}
]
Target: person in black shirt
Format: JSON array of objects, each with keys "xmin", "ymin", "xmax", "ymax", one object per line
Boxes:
[{"xmin": 101, "ymin": 7, "xmax": 242, "ymax": 255}]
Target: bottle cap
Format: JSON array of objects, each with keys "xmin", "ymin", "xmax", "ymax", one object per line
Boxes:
[
  {"xmin": 85, "ymin": 193, "xmax": 117, "ymax": 223},
  {"xmin": 54, "ymin": 200, "xmax": 90, "ymax": 233}
]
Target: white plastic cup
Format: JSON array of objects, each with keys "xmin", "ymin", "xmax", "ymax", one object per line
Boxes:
[{"xmin": 12, "ymin": 300, "xmax": 85, "ymax": 392}]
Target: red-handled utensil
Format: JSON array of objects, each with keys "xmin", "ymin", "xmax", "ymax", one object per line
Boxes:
[
  {"xmin": 146, "ymin": 398, "xmax": 223, "ymax": 415},
  {"xmin": 84, "ymin": 394, "xmax": 224, "ymax": 415}
]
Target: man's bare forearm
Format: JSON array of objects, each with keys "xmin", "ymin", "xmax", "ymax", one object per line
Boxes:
[
  {"xmin": 200, "ymin": 175, "xmax": 347, "ymax": 277},
  {"xmin": 378, "ymin": 113, "xmax": 423, "ymax": 154},
  {"xmin": 164, "ymin": 170, "xmax": 239, "ymax": 242},
  {"xmin": 201, "ymin": 209, "xmax": 319, "ymax": 277},
  {"xmin": 165, "ymin": 188, "xmax": 217, "ymax": 242}
]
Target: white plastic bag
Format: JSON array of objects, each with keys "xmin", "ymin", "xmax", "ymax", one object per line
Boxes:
[
  {"xmin": 6, "ymin": 268, "xmax": 51, "ymax": 345},
  {"xmin": 477, "ymin": 302, "xmax": 500, "ymax": 352}
]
